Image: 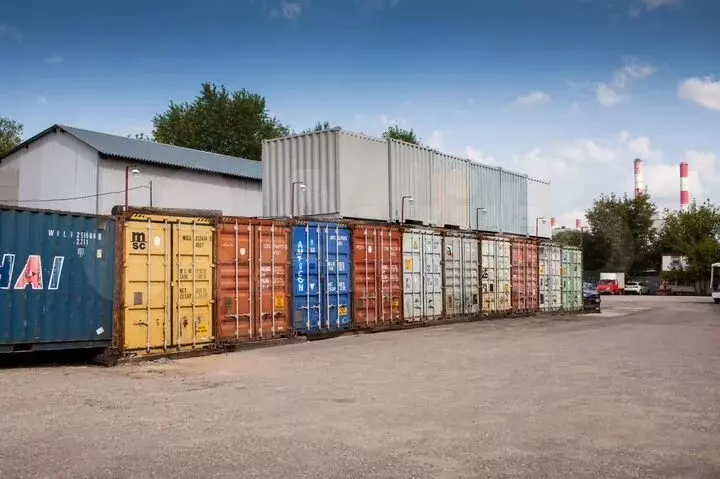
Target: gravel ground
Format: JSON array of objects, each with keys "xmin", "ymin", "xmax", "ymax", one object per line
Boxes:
[{"xmin": 1, "ymin": 296, "xmax": 719, "ymax": 479}]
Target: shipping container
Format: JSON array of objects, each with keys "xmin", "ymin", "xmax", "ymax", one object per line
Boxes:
[
  {"xmin": 561, "ymin": 246, "xmax": 583, "ymax": 312},
  {"xmin": 499, "ymin": 169, "xmax": 529, "ymax": 236},
  {"xmin": 116, "ymin": 210, "xmax": 216, "ymax": 355},
  {"xmin": 539, "ymin": 242, "xmax": 562, "ymax": 312},
  {"xmin": 402, "ymin": 228, "xmax": 442, "ymax": 321},
  {"xmin": 389, "ymin": 139, "xmax": 433, "ymax": 225},
  {"xmin": 469, "ymin": 162, "xmax": 502, "ymax": 232},
  {"xmin": 352, "ymin": 224, "xmax": 403, "ymax": 328},
  {"xmin": 527, "ymin": 178, "xmax": 552, "ymax": 238},
  {"xmin": 442, "ymin": 232, "xmax": 480, "ymax": 317},
  {"xmin": 510, "ymin": 237, "xmax": 540, "ymax": 314},
  {"xmin": 292, "ymin": 222, "xmax": 352, "ymax": 334},
  {"xmin": 431, "ymin": 152, "xmax": 470, "ymax": 228},
  {"xmin": 480, "ymin": 235, "xmax": 512, "ymax": 315},
  {"xmin": 262, "ymin": 130, "xmax": 390, "ymax": 221},
  {"xmin": 215, "ymin": 218, "xmax": 292, "ymax": 343},
  {"xmin": 0, "ymin": 207, "xmax": 115, "ymax": 352}
]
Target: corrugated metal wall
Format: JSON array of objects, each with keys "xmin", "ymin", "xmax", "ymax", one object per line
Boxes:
[
  {"xmin": 432, "ymin": 152, "xmax": 470, "ymax": 228},
  {"xmin": 389, "ymin": 139, "xmax": 433, "ymax": 224},
  {"xmin": 337, "ymin": 132, "xmax": 389, "ymax": 221},
  {"xmin": 499, "ymin": 169, "xmax": 528, "ymax": 235},
  {"xmin": 469, "ymin": 162, "xmax": 502, "ymax": 231},
  {"xmin": 527, "ymin": 178, "xmax": 551, "ymax": 238}
]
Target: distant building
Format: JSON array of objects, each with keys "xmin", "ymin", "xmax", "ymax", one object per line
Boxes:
[{"xmin": 0, "ymin": 124, "xmax": 261, "ymax": 216}]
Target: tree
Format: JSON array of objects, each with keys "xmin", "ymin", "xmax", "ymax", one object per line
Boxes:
[
  {"xmin": 153, "ymin": 82, "xmax": 289, "ymax": 161},
  {"xmin": 302, "ymin": 121, "xmax": 334, "ymax": 134},
  {"xmin": 657, "ymin": 200, "xmax": 720, "ymax": 292},
  {"xmin": 552, "ymin": 228, "xmax": 607, "ymax": 272},
  {"xmin": 584, "ymin": 193, "xmax": 657, "ymax": 273},
  {"xmin": 382, "ymin": 125, "xmax": 419, "ymax": 145},
  {"xmin": 127, "ymin": 132, "xmax": 154, "ymax": 141},
  {"xmin": 0, "ymin": 117, "xmax": 23, "ymax": 155}
]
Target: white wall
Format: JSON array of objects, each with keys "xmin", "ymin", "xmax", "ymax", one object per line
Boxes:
[
  {"xmin": 97, "ymin": 158, "xmax": 262, "ymax": 216},
  {"xmin": 0, "ymin": 130, "xmax": 98, "ymax": 212}
]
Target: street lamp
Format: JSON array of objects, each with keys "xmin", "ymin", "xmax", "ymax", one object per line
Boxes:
[
  {"xmin": 290, "ymin": 181, "xmax": 307, "ymax": 218},
  {"xmin": 476, "ymin": 207, "xmax": 487, "ymax": 230},
  {"xmin": 579, "ymin": 226, "xmax": 587, "ymax": 247},
  {"xmin": 125, "ymin": 166, "xmax": 140, "ymax": 209},
  {"xmin": 535, "ymin": 217, "xmax": 547, "ymax": 237},
  {"xmin": 401, "ymin": 195, "xmax": 414, "ymax": 224}
]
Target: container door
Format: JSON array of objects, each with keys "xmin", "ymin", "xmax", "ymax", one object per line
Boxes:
[
  {"xmin": 292, "ymin": 225, "xmax": 321, "ymax": 333},
  {"xmin": 497, "ymin": 239, "xmax": 511, "ymax": 312},
  {"xmin": 539, "ymin": 245, "xmax": 548, "ymax": 311},
  {"xmin": 379, "ymin": 229, "xmax": 402, "ymax": 324},
  {"xmin": 173, "ymin": 222, "xmax": 214, "ymax": 348},
  {"xmin": 481, "ymin": 238, "xmax": 497, "ymax": 313},
  {"xmin": 550, "ymin": 246, "xmax": 561, "ymax": 310},
  {"xmin": 216, "ymin": 222, "xmax": 253, "ymax": 341},
  {"xmin": 403, "ymin": 232, "xmax": 424, "ymax": 322},
  {"xmin": 123, "ymin": 219, "xmax": 171, "ymax": 352},
  {"xmin": 462, "ymin": 238, "xmax": 480, "ymax": 315},
  {"xmin": 528, "ymin": 243, "xmax": 539, "ymax": 312},
  {"xmin": 324, "ymin": 225, "xmax": 352, "ymax": 330},
  {"xmin": 256, "ymin": 224, "xmax": 290, "ymax": 338},
  {"xmin": 424, "ymin": 233, "xmax": 443, "ymax": 319},
  {"xmin": 443, "ymin": 236, "xmax": 462, "ymax": 316},
  {"xmin": 354, "ymin": 228, "xmax": 378, "ymax": 328}
]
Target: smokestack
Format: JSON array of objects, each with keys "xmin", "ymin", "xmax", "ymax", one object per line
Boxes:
[
  {"xmin": 634, "ymin": 158, "xmax": 644, "ymax": 197},
  {"xmin": 576, "ymin": 218, "xmax": 582, "ymax": 230},
  {"xmin": 551, "ymin": 217, "xmax": 557, "ymax": 228},
  {"xmin": 680, "ymin": 161, "xmax": 689, "ymax": 211}
]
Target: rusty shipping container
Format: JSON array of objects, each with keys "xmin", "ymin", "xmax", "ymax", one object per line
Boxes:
[
  {"xmin": 114, "ymin": 208, "xmax": 218, "ymax": 356},
  {"xmin": 402, "ymin": 228, "xmax": 442, "ymax": 322},
  {"xmin": 480, "ymin": 235, "xmax": 511, "ymax": 315},
  {"xmin": 442, "ymin": 232, "xmax": 480, "ymax": 317},
  {"xmin": 215, "ymin": 218, "xmax": 292, "ymax": 343},
  {"xmin": 511, "ymin": 237, "xmax": 539, "ymax": 314},
  {"xmin": 352, "ymin": 224, "xmax": 403, "ymax": 328}
]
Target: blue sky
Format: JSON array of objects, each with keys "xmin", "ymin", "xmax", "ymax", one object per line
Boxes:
[{"xmin": 1, "ymin": 0, "xmax": 718, "ymax": 224}]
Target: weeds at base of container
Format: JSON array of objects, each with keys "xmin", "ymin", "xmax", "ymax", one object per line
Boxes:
[
  {"xmin": 117, "ymin": 346, "xmax": 218, "ymax": 365},
  {"xmin": 216, "ymin": 336, "xmax": 304, "ymax": 352}
]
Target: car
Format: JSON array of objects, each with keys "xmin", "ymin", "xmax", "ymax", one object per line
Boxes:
[
  {"xmin": 597, "ymin": 279, "xmax": 623, "ymax": 295},
  {"xmin": 624, "ymin": 281, "xmax": 649, "ymax": 295},
  {"xmin": 583, "ymin": 282, "xmax": 601, "ymax": 312}
]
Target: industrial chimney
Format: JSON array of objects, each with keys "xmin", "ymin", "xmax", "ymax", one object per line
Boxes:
[
  {"xmin": 551, "ymin": 217, "xmax": 557, "ymax": 228},
  {"xmin": 576, "ymin": 218, "xmax": 582, "ymax": 230},
  {"xmin": 680, "ymin": 161, "xmax": 689, "ymax": 211},
  {"xmin": 634, "ymin": 158, "xmax": 644, "ymax": 197}
]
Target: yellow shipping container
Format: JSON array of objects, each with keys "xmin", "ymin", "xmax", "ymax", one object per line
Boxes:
[{"xmin": 118, "ymin": 211, "xmax": 215, "ymax": 355}]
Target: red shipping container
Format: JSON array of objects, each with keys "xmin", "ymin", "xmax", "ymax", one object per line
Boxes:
[
  {"xmin": 352, "ymin": 225, "xmax": 403, "ymax": 328},
  {"xmin": 215, "ymin": 218, "xmax": 292, "ymax": 343},
  {"xmin": 511, "ymin": 237, "xmax": 540, "ymax": 314}
]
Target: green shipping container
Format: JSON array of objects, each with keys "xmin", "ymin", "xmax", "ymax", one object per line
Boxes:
[{"xmin": 561, "ymin": 246, "xmax": 583, "ymax": 312}]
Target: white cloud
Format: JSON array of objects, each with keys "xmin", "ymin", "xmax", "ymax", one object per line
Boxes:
[
  {"xmin": 568, "ymin": 101, "xmax": 583, "ymax": 117},
  {"xmin": 0, "ymin": 23, "xmax": 22, "ymax": 40},
  {"xmin": 613, "ymin": 63, "xmax": 656, "ymax": 87},
  {"xmin": 46, "ymin": 55, "xmax": 63, "ymax": 63},
  {"xmin": 270, "ymin": 1, "xmax": 302, "ymax": 19},
  {"xmin": 425, "ymin": 130, "xmax": 444, "ymax": 150},
  {"xmin": 678, "ymin": 77, "xmax": 720, "ymax": 111},
  {"xmin": 643, "ymin": 0, "xmax": 681, "ymax": 10},
  {"xmin": 596, "ymin": 82, "xmax": 623, "ymax": 106},
  {"xmin": 37, "ymin": 95, "xmax": 48, "ymax": 104},
  {"xmin": 463, "ymin": 146, "xmax": 497, "ymax": 165},
  {"xmin": 513, "ymin": 91, "xmax": 551, "ymax": 107}
]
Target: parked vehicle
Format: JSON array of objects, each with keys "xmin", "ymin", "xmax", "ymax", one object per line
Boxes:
[
  {"xmin": 583, "ymin": 282, "xmax": 601, "ymax": 312},
  {"xmin": 624, "ymin": 281, "xmax": 649, "ymax": 295},
  {"xmin": 711, "ymin": 263, "xmax": 720, "ymax": 304},
  {"xmin": 597, "ymin": 272, "xmax": 625, "ymax": 295}
]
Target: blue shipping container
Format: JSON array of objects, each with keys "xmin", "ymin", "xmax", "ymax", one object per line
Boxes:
[
  {"xmin": 292, "ymin": 223, "xmax": 352, "ymax": 334},
  {"xmin": 0, "ymin": 207, "xmax": 116, "ymax": 352}
]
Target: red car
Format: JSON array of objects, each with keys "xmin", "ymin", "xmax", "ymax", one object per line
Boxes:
[{"xmin": 596, "ymin": 279, "xmax": 622, "ymax": 295}]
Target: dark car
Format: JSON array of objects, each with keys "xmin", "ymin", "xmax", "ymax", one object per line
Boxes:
[{"xmin": 583, "ymin": 282, "xmax": 601, "ymax": 312}]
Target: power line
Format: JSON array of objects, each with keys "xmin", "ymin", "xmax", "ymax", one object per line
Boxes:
[{"xmin": 0, "ymin": 185, "xmax": 150, "ymax": 204}]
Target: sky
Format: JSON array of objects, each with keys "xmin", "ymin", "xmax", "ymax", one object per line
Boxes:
[{"xmin": 1, "ymin": 0, "xmax": 719, "ymax": 226}]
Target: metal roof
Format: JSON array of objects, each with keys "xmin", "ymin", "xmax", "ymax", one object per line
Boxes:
[{"xmin": 1, "ymin": 124, "xmax": 262, "ymax": 181}]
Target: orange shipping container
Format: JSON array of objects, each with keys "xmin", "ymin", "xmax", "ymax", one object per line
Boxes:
[
  {"xmin": 352, "ymin": 225, "xmax": 403, "ymax": 328},
  {"xmin": 511, "ymin": 237, "xmax": 540, "ymax": 314},
  {"xmin": 215, "ymin": 218, "xmax": 292, "ymax": 343}
]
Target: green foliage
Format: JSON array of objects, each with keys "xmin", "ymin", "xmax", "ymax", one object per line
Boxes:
[
  {"xmin": 382, "ymin": 125, "xmax": 419, "ymax": 145},
  {"xmin": 552, "ymin": 229, "xmax": 606, "ymax": 271},
  {"xmin": 302, "ymin": 121, "xmax": 334, "ymax": 134},
  {"xmin": 127, "ymin": 132, "xmax": 154, "ymax": 141},
  {"xmin": 0, "ymin": 117, "xmax": 23, "ymax": 155},
  {"xmin": 153, "ymin": 82, "xmax": 289, "ymax": 161}
]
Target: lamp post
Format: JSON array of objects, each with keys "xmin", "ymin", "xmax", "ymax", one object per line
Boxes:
[
  {"xmin": 401, "ymin": 195, "xmax": 414, "ymax": 224},
  {"xmin": 579, "ymin": 226, "xmax": 587, "ymax": 247},
  {"xmin": 290, "ymin": 181, "xmax": 307, "ymax": 218},
  {"xmin": 535, "ymin": 217, "xmax": 547, "ymax": 237},
  {"xmin": 476, "ymin": 207, "xmax": 487, "ymax": 230},
  {"xmin": 125, "ymin": 166, "xmax": 140, "ymax": 209}
]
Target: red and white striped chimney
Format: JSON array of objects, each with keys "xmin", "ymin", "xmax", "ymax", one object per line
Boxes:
[
  {"xmin": 576, "ymin": 218, "xmax": 582, "ymax": 230},
  {"xmin": 634, "ymin": 158, "xmax": 644, "ymax": 197},
  {"xmin": 551, "ymin": 217, "xmax": 557, "ymax": 228},
  {"xmin": 680, "ymin": 161, "xmax": 689, "ymax": 211}
]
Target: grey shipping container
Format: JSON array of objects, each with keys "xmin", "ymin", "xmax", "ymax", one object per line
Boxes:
[
  {"xmin": 469, "ymin": 163, "xmax": 529, "ymax": 235},
  {"xmin": 527, "ymin": 177, "xmax": 552, "ymax": 238},
  {"xmin": 388, "ymin": 139, "xmax": 434, "ymax": 225},
  {"xmin": 499, "ymin": 168, "xmax": 528, "ymax": 235},
  {"xmin": 262, "ymin": 129, "xmax": 390, "ymax": 221},
  {"xmin": 432, "ymin": 151, "xmax": 470, "ymax": 228}
]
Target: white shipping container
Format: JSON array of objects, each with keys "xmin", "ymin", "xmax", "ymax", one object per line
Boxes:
[
  {"xmin": 527, "ymin": 178, "xmax": 552, "ymax": 238},
  {"xmin": 481, "ymin": 236, "xmax": 512, "ymax": 314},
  {"xmin": 262, "ymin": 130, "xmax": 390, "ymax": 220},
  {"xmin": 403, "ymin": 229, "xmax": 442, "ymax": 321},
  {"xmin": 389, "ymin": 139, "xmax": 433, "ymax": 225},
  {"xmin": 443, "ymin": 234, "xmax": 480, "ymax": 317},
  {"xmin": 562, "ymin": 247, "xmax": 583, "ymax": 311},
  {"xmin": 539, "ymin": 242, "xmax": 562, "ymax": 312},
  {"xmin": 432, "ymin": 152, "xmax": 470, "ymax": 228}
]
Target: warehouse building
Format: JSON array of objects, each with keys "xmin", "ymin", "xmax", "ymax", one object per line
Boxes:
[{"xmin": 0, "ymin": 124, "xmax": 262, "ymax": 216}]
